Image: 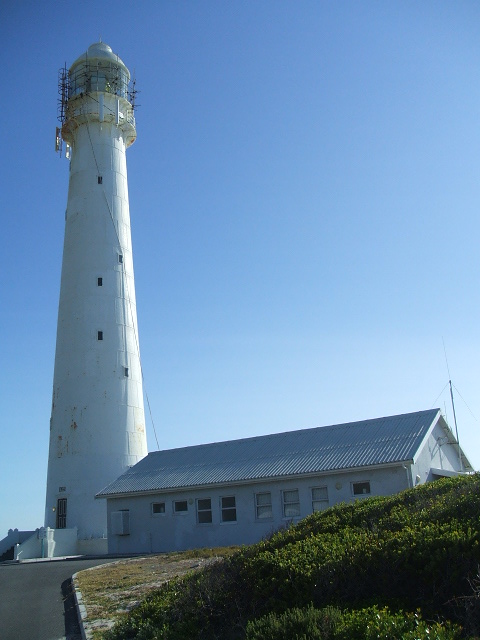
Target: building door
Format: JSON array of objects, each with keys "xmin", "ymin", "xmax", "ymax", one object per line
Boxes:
[{"xmin": 56, "ymin": 498, "xmax": 67, "ymax": 528}]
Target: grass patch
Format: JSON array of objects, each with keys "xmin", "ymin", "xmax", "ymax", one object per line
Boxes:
[{"xmin": 74, "ymin": 547, "xmax": 239, "ymax": 638}]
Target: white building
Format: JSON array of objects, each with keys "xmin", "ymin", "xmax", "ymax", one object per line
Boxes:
[
  {"xmin": 97, "ymin": 409, "xmax": 473, "ymax": 554},
  {"xmin": 44, "ymin": 42, "xmax": 147, "ymax": 553}
]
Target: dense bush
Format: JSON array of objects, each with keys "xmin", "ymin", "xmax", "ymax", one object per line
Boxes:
[
  {"xmin": 244, "ymin": 605, "xmax": 342, "ymax": 640},
  {"xmin": 245, "ymin": 605, "xmax": 462, "ymax": 640},
  {"xmin": 105, "ymin": 474, "xmax": 480, "ymax": 640}
]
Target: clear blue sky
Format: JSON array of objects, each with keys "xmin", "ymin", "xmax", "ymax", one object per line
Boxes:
[{"xmin": 1, "ymin": 1, "xmax": 479, "ymax": 536}]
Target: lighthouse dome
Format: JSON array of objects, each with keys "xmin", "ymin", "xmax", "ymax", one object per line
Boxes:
[
  {"xmin": 87, "ymin": 42, "xmax": 115, "ymax": 57},
  {"xmin": 69, "ymin": 41, "xmax": 129, "ymax": 77}
]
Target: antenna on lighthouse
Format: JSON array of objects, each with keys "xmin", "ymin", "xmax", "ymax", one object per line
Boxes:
[
  {"xmin": 56, "ymin": 64, "xmax": 68, "ymax": 157},
  {"xmin": 128, "ymin": 75, "xmax": 139, "ymax": 111}
]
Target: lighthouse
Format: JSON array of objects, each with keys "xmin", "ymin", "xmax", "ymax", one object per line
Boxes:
[{"xmin": 45, "ymin": 42, "xmax": 148, "ymax": 544}]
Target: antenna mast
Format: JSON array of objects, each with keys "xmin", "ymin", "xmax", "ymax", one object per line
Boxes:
[
  {"xmin": 56, "ymin": 64, "xmax": 69, "ymax": 157},
  {"xmin": 442, "ymin": 338, "xmax": 463, "ymax": 471}
]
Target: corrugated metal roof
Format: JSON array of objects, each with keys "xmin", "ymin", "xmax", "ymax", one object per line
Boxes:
[{"xmin": 97, "ymin": 409, "xmax": 441, "ymax": 497}]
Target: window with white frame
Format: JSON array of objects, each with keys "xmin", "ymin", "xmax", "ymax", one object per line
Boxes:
[
  {"xmin": 221, "ymin": 496, "xmax": 236, "ymax": 522},
  {"xmin": 255, "ymin": 492, "xmax": 273, "ymax": 520},
  {"xmin": 173, "ymin": 500, "xmax": 188, "ymax": 514},
  {"xmin": 312, "ymin": 486, "xmax": 329, "ymax": 511},
  {"xmin": 282, "ymin": 489, "xmax": 300, "ymax": 518},
  {"xmin": 196, "ymin": 498, "xmax": 212, "ymax": 524},
  {"xmin": 151, "ymin": 502, "xmax": 165, "ymax": 516},
  {"xmin": 352, "ymin": 481, "xmax": 371, "ymax": 496}
]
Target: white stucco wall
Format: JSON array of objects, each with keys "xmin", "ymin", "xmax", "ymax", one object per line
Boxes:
[
  {"xmin": 14, "ymin": 527, "xmax": 79, "ymax": 560},
  {"xmin": 412, "ymin": 420, "xmax": 464, "ymax": 484},
  {"xmin": 105, "ymin": 465, "xmax": 411, "ymax": 554}
]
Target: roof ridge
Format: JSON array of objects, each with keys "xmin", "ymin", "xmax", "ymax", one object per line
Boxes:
[{"xmin": 148, "ymin": 408, "xmax": 440, "ymax": 456}]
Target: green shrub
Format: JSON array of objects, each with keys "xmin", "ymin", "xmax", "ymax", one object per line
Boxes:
[
  {"xmin": 245, "ymin": 605, "xmax": 342, "ymax": 640},
  {"xmin": 105, "ymin": 474, "xmax": 480, "ymax": 640},
  {"xmin": 339, "ymin": 605, "xmax": 462, "ymax": 640},
  {"xmin": 245, "ymin": 605, "xmax": 462, "ymax": 640}
]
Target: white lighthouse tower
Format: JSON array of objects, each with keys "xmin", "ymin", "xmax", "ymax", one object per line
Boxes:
[{"xmin": 45, "ymin": 42, "xmax": 148, "ymax": 546}]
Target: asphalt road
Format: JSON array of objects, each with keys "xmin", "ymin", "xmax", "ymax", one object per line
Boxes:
[{"xmin": 0, "ymin": 558, "xmax": 120, "ymax": 640}]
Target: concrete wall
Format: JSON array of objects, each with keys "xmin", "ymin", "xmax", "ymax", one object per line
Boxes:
[
  {"xmin": 14, "ymin": 528, "xmax": 78, "ymax": 560},
  {"xmin": 0, "ymin": 529, "xmax": 35, "ymax": 557},
  {"xmin": 14, "ymin": 531, "xmax": 42, "ymax": 560},
  {"xmin": 77, "ymin": 536, "xmax": 108, "ymax": 556},
  {"xmin": 106, "ymin": 465, "xmax": 411, "ymax": 554},
  {"xmin": 44, "ymin": 527, "xmax": 79, "ymax": 558}
]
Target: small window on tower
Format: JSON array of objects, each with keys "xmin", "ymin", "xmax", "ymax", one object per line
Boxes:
[
  {"xmin": 118, "ymin": 254, "xmax": 123, "ymax": 264},
  {"xmin": 97, "ymin": 277, "xmax": 103, "ymax": 287},
  {"xmin": 124, "ymin": 367, "xmax": 129, "ymax": 377},
  {"xmin": 97, "ymin": 330, "xmax": 103, "ymax": 341},
  {"xmin": 97, "ymin": 176, "xmax": 103, "ymax": 184}
]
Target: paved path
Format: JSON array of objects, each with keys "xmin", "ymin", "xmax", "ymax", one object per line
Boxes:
[{"xmin": 0, "ymin": 558, "xmax": 119, "ymax": 640}]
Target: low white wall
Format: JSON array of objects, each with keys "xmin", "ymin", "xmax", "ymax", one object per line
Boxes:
[
  {"xmin": 14, "ymin": 528, "xmax": 79, "ymax": 560},
  {"xmin": 77, "ymin": 537, "xmax": 108, "ymax": 556},
  {"xmin": 45, "ymin": 527, "xmax": 79, "ymax": 557},
  {"xmin": 14, "ymin": 531, "xmax": 43, "ymax": 560},
  {"xmin": 0, "ymin": 529, "xmax": 35, "ymax": 556}
]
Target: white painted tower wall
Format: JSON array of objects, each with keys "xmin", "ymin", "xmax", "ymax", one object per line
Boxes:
[{"xmin": 45, "ymin": 43, "xmax": 148, "ymax": 540}]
